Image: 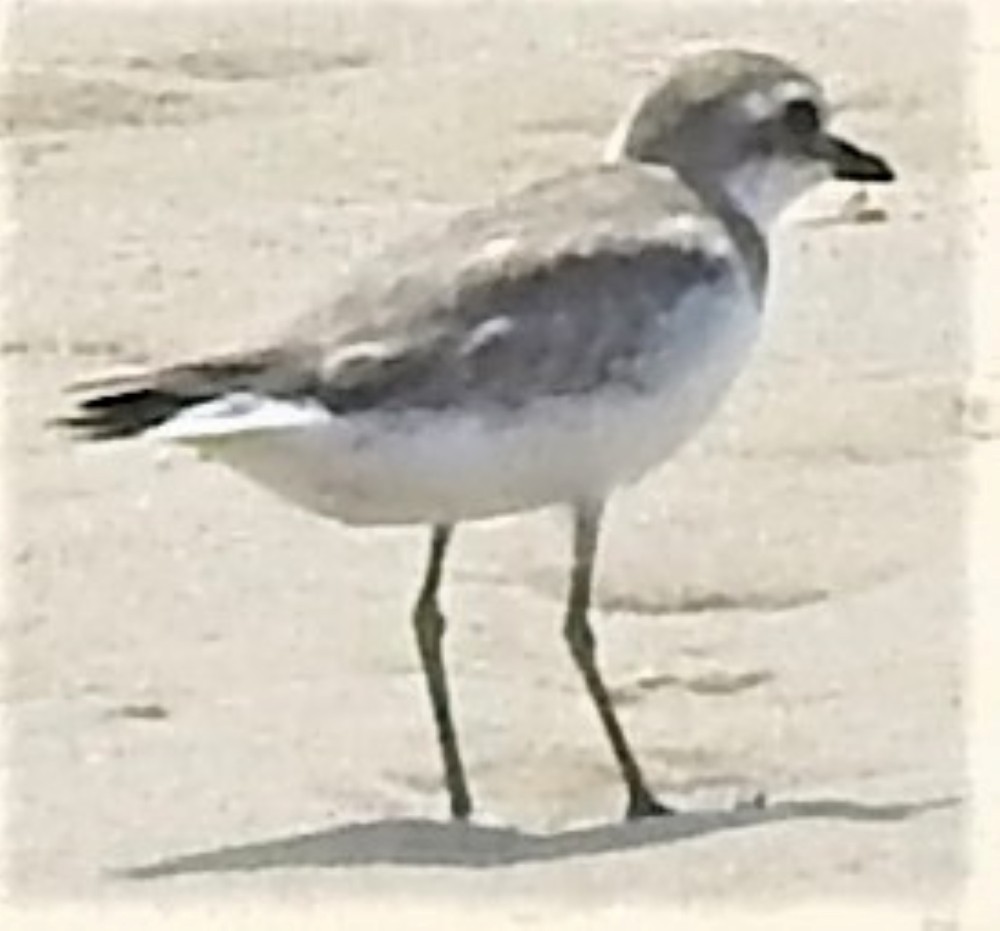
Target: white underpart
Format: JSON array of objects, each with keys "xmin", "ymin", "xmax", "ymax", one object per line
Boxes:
[
  {"xmin": 149, "ymin": 394, "xmax": 328, "ymax": 441},
  {"xmin": 145, "ymin": 274, "xmax": 760, "ymax": 526}
]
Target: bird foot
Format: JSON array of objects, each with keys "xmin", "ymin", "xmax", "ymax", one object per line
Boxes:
[
  {"xmin": 625, "ymin": 790, "xmax": 675, "ymax": 821},
  {"xmin": 449, "ymin": 794, "xmax": 473, "ymax": 822}
]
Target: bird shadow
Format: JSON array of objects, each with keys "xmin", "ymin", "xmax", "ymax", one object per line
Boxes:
[{"xmin": 118, "ymin": 795, "xmax": 956, "ymax": 880}]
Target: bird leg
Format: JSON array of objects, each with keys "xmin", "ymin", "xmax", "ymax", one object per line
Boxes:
[
  {"xmin": 412, "ymin": 524, "xmax": 472, "ymax": 821},
  {"xmin": 564, "ymin": 502, "xmax": 674, "ymax": 820}
]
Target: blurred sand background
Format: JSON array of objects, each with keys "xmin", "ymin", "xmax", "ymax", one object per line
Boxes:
[{"xmin": 0, "ymin": 0, "xmax": 981, "ymax": 917}]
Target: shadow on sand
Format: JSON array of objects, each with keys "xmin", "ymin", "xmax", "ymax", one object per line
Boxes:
[{"xmin": 119, "ymin": 795, "xmax": 956, "ymax": 880}]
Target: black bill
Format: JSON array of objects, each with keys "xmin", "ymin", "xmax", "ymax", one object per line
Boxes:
[{"xmin": 820, "ymin": 134, "xmax": 895, "ymax": 182}]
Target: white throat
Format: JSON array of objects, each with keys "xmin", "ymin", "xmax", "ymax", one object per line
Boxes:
[{"xmin": 720, "ymin": 158, "xmax": 827, "ymax": 231}]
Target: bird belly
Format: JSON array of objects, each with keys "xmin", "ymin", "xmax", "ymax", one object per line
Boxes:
[{"xmin": 160, "ymin": 294, "xmax": 760, "ymax": 525}]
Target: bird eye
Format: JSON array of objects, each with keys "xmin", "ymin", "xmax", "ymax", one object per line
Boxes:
[{"xmin": 781, "ymin": 99, "xmax": 821, "ymax": 136}]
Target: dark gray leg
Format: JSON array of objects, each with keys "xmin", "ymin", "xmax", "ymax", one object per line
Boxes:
[
  {"xmin": 564, "ymin": 502, "xmax": 673, "ymax": 820},
  {"xmin": 412, "ymin": 524, "xmax": 472, "ymax": 821}
]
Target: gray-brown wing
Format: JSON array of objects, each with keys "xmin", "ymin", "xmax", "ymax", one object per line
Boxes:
[
  {"xmin": 305, "ymin": 241, "xmax": 737, "ymax": 415},
  {"xmin": 290, "ymin": 165, "xmax": 751, "ymax": 415}
]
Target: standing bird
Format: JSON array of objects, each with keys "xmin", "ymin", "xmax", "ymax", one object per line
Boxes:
[{"xmin": 60, "ymin": 49, "xmax": 894, "ymax": 821}]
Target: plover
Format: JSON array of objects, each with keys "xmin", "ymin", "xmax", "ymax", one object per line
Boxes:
[{"xmin": 60, "ymin": 49, "xmax": 893, "ymax": 821}]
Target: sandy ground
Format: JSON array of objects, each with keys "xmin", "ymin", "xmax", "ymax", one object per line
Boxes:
[{"xmin": 0, "ymin": 0, "xmax": 982, "ymax": 919}]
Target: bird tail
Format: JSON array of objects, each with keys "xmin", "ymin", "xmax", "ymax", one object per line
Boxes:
[{"xmin": 54, "ymin": 349, "xmax": 311, "ymax": 442}]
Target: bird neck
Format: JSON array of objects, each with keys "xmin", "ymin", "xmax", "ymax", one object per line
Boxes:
[
  {"xmin": 680, "ymin": 165, "xmax": 780, "ymax": 235},
  {"xmin": 686, "ymin": 177, "xmax": 771, "ymax": 298}
]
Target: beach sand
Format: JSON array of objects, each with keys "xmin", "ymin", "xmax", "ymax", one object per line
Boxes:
[{"xmin": 2, "ymin": 0, "xmax": 975, "ymax": 917}]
